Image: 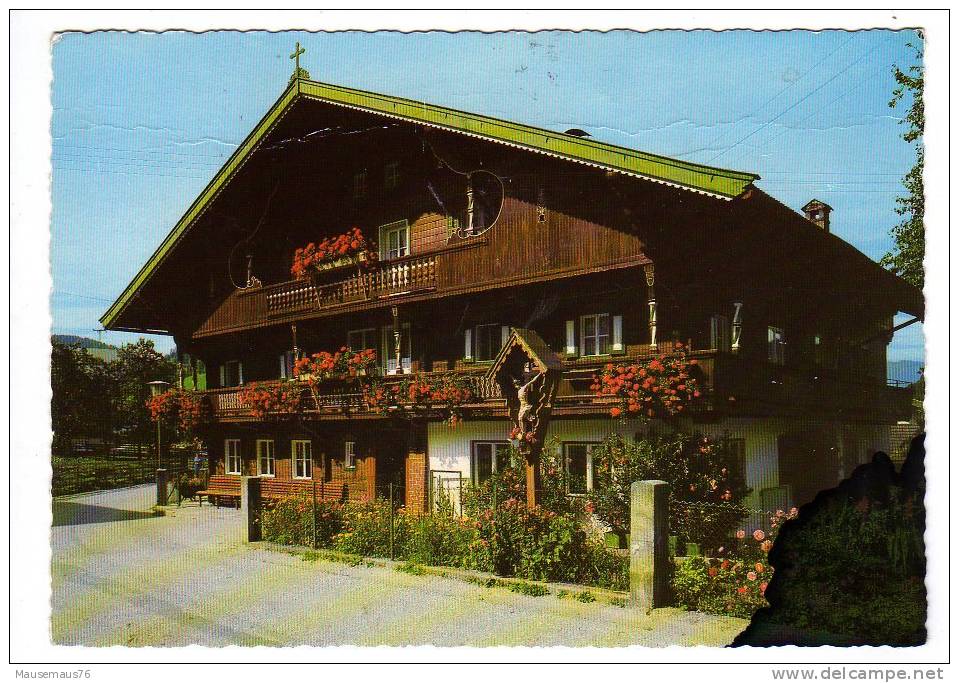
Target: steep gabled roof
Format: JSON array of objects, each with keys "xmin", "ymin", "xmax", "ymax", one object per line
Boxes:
[{"xmin": 101, "ymin": 77, "xmax": 759, "ymax": 330}]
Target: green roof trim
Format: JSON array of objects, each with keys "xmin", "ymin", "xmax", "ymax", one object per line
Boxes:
[
  {"xmin": 100, "ymin": 82, "xmax": 300, "ymax": 329},
  {"xmin": 101, "ymin": 77, "xmax": 758, "ymax": 330},
  {"xmin": 297, "ymin": 79, "xmax": 758, "ymax": 199}
]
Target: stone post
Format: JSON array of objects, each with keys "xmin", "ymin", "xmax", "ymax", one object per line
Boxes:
[
  {"xmin": 630, "ymin": 480, "xmax": 669, "ymax": 611},
  {"xmin": 156, "ymin": 468, "xmax": 169, "ymax": 507},
  {"xmin": 242, "ymin": 476, "xmax": 263, "ymax": 543}
]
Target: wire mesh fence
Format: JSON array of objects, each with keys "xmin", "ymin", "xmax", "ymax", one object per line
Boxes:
[
  {"xmin": 668, "ymin": 497, "xmax": 782, "ymax": 556},
  {"xmin": 51, "ymin": 446, "xmax": 202, "ymax": 497}
]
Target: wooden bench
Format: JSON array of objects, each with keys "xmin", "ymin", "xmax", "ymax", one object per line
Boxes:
[
  {"xmin": 197, "ymin": 475, "xmax": 241, "ymax": 508},
  {"xmin": 261, "ymin": 479, "xmax": 347, "ymax": 503}
]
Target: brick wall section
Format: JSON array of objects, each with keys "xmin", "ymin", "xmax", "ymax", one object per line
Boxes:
[{"xmin": 405, "ymin": 450, "xmax": 428, "ymax": 513}]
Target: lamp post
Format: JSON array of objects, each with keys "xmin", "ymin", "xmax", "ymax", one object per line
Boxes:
[{"xmin": 148, "ymin": 380, "xmax": 170, "ymax": 469}]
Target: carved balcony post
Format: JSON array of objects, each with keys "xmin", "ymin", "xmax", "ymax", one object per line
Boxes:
[
  {"xmin": 731, "ymin": 301, "xmax": 743, "ymax": 353},
  {"xmin": 644, "ymin": 264, "xmax": 657, "ymax": 350}
]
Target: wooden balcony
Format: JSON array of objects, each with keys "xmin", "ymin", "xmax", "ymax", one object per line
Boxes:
[
  {"xmin": 200, "ymin": 347, "xmax": 913, "ymax": 425},
  {"xmin": 264, "ymin": 253, "xmax": 438, "ymax": 318}
]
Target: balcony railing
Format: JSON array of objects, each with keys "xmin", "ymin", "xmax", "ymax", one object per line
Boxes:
[
  {"xmin": 200, "ymin": 347, "xmax": 912, "ymax": 423},
  {"xmin": 264, "ymin": 253, "xmax": 438, "ymax": 317},
  {"xmin": 205, "ymin": 367, "xmax": 504, "ymax": 420}
]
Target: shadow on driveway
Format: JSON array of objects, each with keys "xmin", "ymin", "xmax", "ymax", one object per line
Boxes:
[{"xmin": 52, "ymin": 500, "xmax": 159, "ymax": 527}]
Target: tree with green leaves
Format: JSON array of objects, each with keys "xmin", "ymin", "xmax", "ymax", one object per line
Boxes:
[
  {"xmin": 107, "ymin": 339, "xmax": 177, "ymax": 444},
  {"xmin": 51, "ymin": 340, "xmax": 113, "ymax": 454},
  {"xmin": 880, "ymin": 41, "xmax": 924, "ymax": 290}
]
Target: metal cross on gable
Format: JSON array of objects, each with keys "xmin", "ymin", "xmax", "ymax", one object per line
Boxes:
[{"xmin": 290, "ymin": 42, "xmax": 305, "ymax": 72}]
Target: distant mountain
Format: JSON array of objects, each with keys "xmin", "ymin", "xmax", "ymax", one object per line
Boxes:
[
  {"xmin": 52, "ymin": 335, "xmax": 119, "ymax": 362},
  {"xmin": 52, "ymin": 334, "xmax": 114, "ymax": 350},
  {"xmin": 888, "ymin": 359, "xmax": 923, "ymax": 386}
]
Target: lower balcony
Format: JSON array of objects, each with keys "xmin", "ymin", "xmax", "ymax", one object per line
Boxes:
[{"xmin": 198, "ymin": 348, "xmax": 914, "ymax": 424}]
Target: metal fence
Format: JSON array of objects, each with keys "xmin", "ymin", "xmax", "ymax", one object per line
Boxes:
[
  {"xmin": 51, "ymin": 445, "xmax": 203, "ymax": 497},
  {"xmin": 668, "ymin": 497, "xmax": 781, "ymax": 556}
]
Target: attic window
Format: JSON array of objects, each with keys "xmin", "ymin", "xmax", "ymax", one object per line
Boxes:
[
  {"xmin": 384, "ymin": 162, "xmax": 400, "ymax": 191},
  {"xmin": 353, "ymin": 170, "xmax": 368, "ymax": 200}
]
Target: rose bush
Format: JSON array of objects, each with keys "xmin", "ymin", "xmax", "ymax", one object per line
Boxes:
[{"xmin": 672, "ymin": 508, "xmax": 796, "ymax": 619}]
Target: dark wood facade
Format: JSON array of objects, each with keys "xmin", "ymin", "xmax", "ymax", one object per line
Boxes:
[{"xmin": 103, "ymin": 84, "xmax": 921, "ymax": 506}]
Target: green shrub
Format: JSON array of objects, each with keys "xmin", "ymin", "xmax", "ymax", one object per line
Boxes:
[
  {"xmin": 759, "ymin": 483, "xmax": 926, "ymax": 645},
  {"xmin": 262, "ymin": 495, "xmax": 344, "ymax": 547},
  {"xmin": 587, "ymin": 433, "xmax": 751, "ymax": 551}
]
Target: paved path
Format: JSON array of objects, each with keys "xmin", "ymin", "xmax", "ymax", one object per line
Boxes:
[{"xmin": 51, "ymin": 485, "xmax": 748, "ymax": 647}]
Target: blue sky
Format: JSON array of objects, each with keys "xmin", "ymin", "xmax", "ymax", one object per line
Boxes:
[{"xmin": 50, "ymin": 29, "xmax": 924, "ymax": 367}]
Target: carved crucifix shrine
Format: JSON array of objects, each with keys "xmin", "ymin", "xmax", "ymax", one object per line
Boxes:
[{"xmin": 486, "ymin": 328, "xmax": 563, "ymax": 509}]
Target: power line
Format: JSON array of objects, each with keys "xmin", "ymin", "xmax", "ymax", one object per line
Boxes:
[
  {"xmin": 706, "ymin": 36, "xmax": 893, "ymax": 164},
  {"xmin": 697, "ymin": 34, "xmax": 857, "ymax": 158}
]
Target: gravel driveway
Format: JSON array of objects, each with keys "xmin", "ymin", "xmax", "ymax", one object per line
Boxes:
[{"xmin": 51, "ymin": 485, "xmax": 747, "ymax": 647}]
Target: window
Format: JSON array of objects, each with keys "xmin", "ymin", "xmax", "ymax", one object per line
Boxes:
[
  {"xmin": 381, "ymin": 323, "xmax": 411, "ymax": 374},
  {"xmin": 564, "ymin": 443, "xmax": 598, "ymax": 495},
  {"xmin": 225, "ymin": 439, "xmax": 242, "ymax": 475},
  {"xmin": 379, "ymin": 220, "xmax": 410, "ymax": 260},
  {"xmin": 767, "ymin": 326, "xmax": 786, "ymax": 365},
  {"xmin": 347, "ymin": 328, "xmax": 377, "ymax": 354},
  {"xmin": 726, "ymin": 438, "xmax": 746, "ymax": 478},
  {"xmin": 474, "ymin": 324, "xmax": 506, "ymax": 362},
  {"xmin": 344, "ymin": 441, "xmax": 356, "ymax": 469},
  {"xmin": 353, "ymin": 170, "xmax": 368, "ymax": 200},
  {"xmin": 257, "ymin": 439, "xmax": 275, "ymax": 477},
  {"xmin": 384, "ymin": 162, "xmax": 400, "ymax": 190},
  {"xmin": 293, "ymin": 440, "xmax": 313, "ymax": 479},
  {"xmin": 580, "ymin": 314, "xmax": 611, "ymax": 357},
  {"xmin": 710, "ymin": 314, "xmax": 730, "ymax": 352},
  {"xmin": 220, "ymin": 360, "xmax": 243, "ymax": 387},
  {"xmin": 472, "ymin": 442, "xmax": 510, "ymax": 485},
  {"xmin": 278, "ymin": 351, "xmax": 301, "ymax": 380}
]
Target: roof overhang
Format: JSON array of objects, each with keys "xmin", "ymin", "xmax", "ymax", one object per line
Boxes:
[{"xmin": 101, "ymin": 77, "xmax": 759, "ymax": 331}]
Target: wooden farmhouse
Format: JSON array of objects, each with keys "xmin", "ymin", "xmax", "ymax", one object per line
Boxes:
[{"xmin": 101, "ymin": 71, "xmax": 922, "ymax": 513}]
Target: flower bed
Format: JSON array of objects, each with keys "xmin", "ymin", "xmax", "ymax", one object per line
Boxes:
[
  {"xmin": 672, "ymin": 508, "xmax": 796, "ymax": 619},
  {"xmin": 261, "ymin": 448, "xmax": 628, "ymax": 592}
]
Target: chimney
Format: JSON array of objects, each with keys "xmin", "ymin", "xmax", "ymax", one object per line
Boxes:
[{"xmin": 802, "ymin": 199, "xmax": 832, "ymax": 233}]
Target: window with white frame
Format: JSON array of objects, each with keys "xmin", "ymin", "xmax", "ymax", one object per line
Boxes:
[
  {"xmin": 225, "ymin": 439, "xmax": 242, "ymax": 475},
  {"xmin": 347, "ymin": 328, "xmax": 377, "ymax": 355},
  {"xmin": 293, "ymin": 440, "xmax": 313, "ymax": 479},
  {"xmin": 472, "ymin": 442, "xmax": 510, "ymax": 485},
  {"xmin": 257, "ymin": 439, "xmax": 275, "ymax": 477},
  {"xmin": 278, "ymin": 350, "xmax": 301, "ymax": 380},
  {"xmin": 710, "ymin": 314, "xmax": 730, "ymax": 352},
  {"xmin": 344, "ymin": 441, "xmax": 356, "ymax": 469},
  {"xmin": 580, "ymin": 313, "xmax": 611, "ymax": 357},
  {"xmin": 220, "ymin": 360, "xmax": 243, "ymax": 387},
  {"xmin": 564, "ymin": 442, "xmax": 598, "ymax": 495},
  {"xmin": 353, "ymin": 170, "xmax": 368, "ymax": 200},
  {"xmin": 384, "ymin": 162, "xmax": 400, "ymax": 190},
  {"xmin": 379, "ymin": 220, "xmax": 410, "ymax": 260},
  {"xmin": 767, "ymin": 326, "xmax": 786, "ymax": 365},
  {"xmin": 474, "ymin": 324, "xmax": 507, "ymax": 362}
]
